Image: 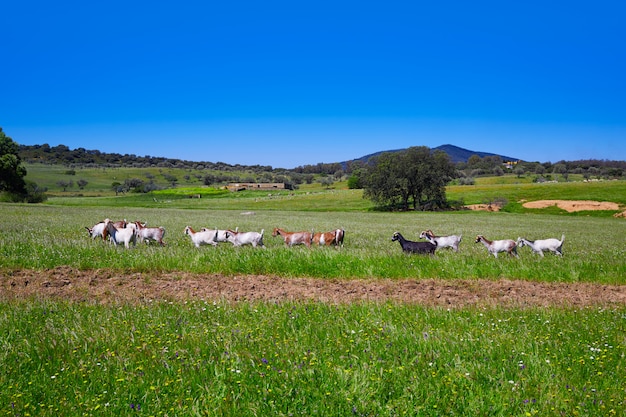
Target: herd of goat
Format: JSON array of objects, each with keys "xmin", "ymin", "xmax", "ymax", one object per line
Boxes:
[
  {"xmin": 86, "ymin": 219, "xmax": 565, "ymax": 257},
  {"xmin": 393, "ymin": 230, "xmax": 565, "ymax": 257},
  {"xmin": 85, "ymin": 219, "xmax": 345, "ymax": 249}
]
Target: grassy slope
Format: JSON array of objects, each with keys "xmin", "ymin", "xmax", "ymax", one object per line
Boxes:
[{"xmin": 24, "ymin": 162, "xmax": 626, "ymax": 213}]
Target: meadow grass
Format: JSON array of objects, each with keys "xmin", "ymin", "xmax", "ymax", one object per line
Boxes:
[
  {"xmin": 1, "ymin": 300, "xmax": 624, "ymax": 416},
  {"xmin": 41, "ymin": 176, "xmax": 626, "ymax": 218},
  {"xmin": 1, "ymin": 204, "xmax": 625, "ymax": 283},
  {"xmin": 25, "ymin": 161, "xmax": 626, "ymax": 214},
  {"xmin": 2, "ymin": 179, "xmax": 626, "ymax": 416}
]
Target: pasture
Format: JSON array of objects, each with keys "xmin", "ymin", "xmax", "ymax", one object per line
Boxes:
[
  {"xmin": 1, "ymin": 180, "xmax": 626, "ymax": 416},
  {"xmin": 1, "ymin": 203, "xmax": 625, "ymax": 282}
]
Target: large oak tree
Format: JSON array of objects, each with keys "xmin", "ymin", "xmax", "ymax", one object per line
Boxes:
[{"xmin": 363, "ymin": 146, "xmax": 456, "ymax": 210}]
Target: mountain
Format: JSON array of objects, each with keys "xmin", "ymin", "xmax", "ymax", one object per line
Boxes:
[
  {"xmin": 343, "ymin": 144, "xmax": 520, "ymax": 167},
  {"xmin": 431, "ymin": 144, "xmax": 520, "ymax": 164}
]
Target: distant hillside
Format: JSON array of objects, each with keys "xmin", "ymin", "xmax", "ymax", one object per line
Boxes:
[{"xmin": 344, "ymin": 144, "xmax": 520, "ymax": 167}]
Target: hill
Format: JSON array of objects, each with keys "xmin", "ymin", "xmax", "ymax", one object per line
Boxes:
[{"xmin": 343, "ymin": 144, "xmax": 520, "ymax": 167}]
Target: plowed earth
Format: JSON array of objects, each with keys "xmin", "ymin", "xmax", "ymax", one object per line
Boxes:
[{"xmin": 2, "ymin": 267, "xmax": 625, "ymax": 308}]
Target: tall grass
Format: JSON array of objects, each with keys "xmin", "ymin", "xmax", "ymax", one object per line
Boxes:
[
  {"xmin": 1, "ymin": 204, "xmax": 625, "ymax": 283},
  {"xmin": 3, "ymin": 176, "xmax": 626, "ymax": 416},
  {"xmin": 1, "ymin": 300, "xmax": 624, "ymax": 416}
]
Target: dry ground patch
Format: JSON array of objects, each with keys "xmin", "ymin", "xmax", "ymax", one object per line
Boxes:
[
  {"xmin": 522, "ymin": 199, "xmax": 621, "ymax": 212},
  {"xmin": 2, "ymin": 267, "xmax": 626, "ymax": 308}
]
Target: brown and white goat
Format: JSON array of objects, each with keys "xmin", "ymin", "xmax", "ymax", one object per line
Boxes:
[
  {"xmin": 312, "ymin": 228, "xmax": 345, "ymax": 247},
  {"xmin": 104, "ymin": 218, "xmax": 137, "ymax": 248},
  {"xmin": 134, "ymin": 221, "xmax": 166, "ymax": 246},
  {"xmin": 475, "ymin": 235, "xmax": 518, "ymax": 258},
  {"xmin": 86, "ymin": 219, "xmax": 127, "ymax": 241},
  {"xmin": 272, "ymin": 227, "xmax": 312, "ymax": 247}
]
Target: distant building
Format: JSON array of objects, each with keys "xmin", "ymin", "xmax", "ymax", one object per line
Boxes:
[
  {"xmin": 227, "ymin": 182, "xmax": 293, "ymax": 192},
  {"xmin": 503, "ymin": 160, "xmax": 521, "ymax": 169}
]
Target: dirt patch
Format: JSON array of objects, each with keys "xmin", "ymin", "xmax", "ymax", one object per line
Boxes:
[
  {"xmin": 2, "ymin": 267, "xmax": 625, "ymax": 308},
  {"xmin": 465, "ymin": 204, "xmax": 501, "ymax": 212},
  {"xmin": 522, "ymin": 200, "xmax": 620, "ymax": 212}
]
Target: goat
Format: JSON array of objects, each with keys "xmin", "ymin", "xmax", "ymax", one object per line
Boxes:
[
  {"xmin": 517, "ymin": 234, "xmax": 565, "ymax": 257},
  {"xmin": 391, "ymin": 231, "xmax": 437, "ymax": 255},
  {"xmin": 104, "ymin": 218, "xmax": 137, "ymax": 248},
  {"xmin": 225, "ymin": 229, "xmax": 265, "ymax": 247},
  {"xmin": 419, "ymin": 229, "xmax": 462, "ymax": 252},
  {"xmin": 134, "ymin": 221, "xmax": 166, "ymax": 246},
  {"xmin": 201, "ymin": 227, "xmax": 236, "ymax": 244},
  {"xmin": 335, "ymin": 228, "xmax": 345, "ymax": 247},
  {"xmin": 272, "ymin": 227, "xmax": 312, "ymax": 247},
  {"xmin": 475, "ymin": 235, "xmax": 518, "ymax": 258},
  {"xmin": 85, "ymin": 221, "xmax": 107, "ymax": 240},
  {"xmin": 312, "ymin": 228, "xmax": 345, "ymax": 247},
  {"xmin": 184, "ymin": 226, "xmax": 219, "ymax": 247},
  {"xmin": 86, "ymin": 219, "xmax": 127, "ymax": 241}
]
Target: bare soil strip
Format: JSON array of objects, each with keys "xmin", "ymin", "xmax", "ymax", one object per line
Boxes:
[
  {"xmin": 2, "ymin": 267, "xmax": 625, "ymax": 308},
  {"xmin": 521, "ymin": 200, "xmax": 620, "ymax": 212}
]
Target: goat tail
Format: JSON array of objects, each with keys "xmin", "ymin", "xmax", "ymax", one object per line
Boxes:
[{"xmin": 561, "ymin": 234, "xmax": 565, "ymax": 243}]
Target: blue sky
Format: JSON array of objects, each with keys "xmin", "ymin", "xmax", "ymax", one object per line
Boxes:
[{"xmin": 2, "ymin": 1, "xmax": 625, "ymax": 168}]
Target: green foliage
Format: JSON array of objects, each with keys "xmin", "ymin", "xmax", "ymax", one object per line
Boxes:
[
  {"xmin": 0, "ymin": 128, "xmax": 27, "ymax": 197},
  {"xmin": 363, "ymin": 147, "xmax": 456, "ymax": 210}
]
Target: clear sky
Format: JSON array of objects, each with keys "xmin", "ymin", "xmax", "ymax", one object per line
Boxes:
[{"xmin": 2, "ymin": 1, "xmax": 625, "ymax": 169}]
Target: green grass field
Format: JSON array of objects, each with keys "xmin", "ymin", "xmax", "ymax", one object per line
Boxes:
[
  {"xmin": 1, "ymin": 204, "xmax": 625, "ymax": 283},
  {"xmin": 2, "ymin": 301, "xmax": 624, "ymax": 416},
  {"xmin": 2, "ymin": 170, "xmax": 626, "ymax": 416}
]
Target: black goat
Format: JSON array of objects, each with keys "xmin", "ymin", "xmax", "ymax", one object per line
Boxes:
[{"xmin": 391, "ymin": 232, "xmax": 437, "ymax": 255}]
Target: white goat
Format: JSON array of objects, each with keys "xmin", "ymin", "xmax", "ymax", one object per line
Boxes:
[
  {"xmin": 104, "ymin": 219, "xmax": 137, "ymax": 248},
  {"xmin": 224, "ymin": 229, "xmax": 265, "ymax": 247},
  {"xmin": 475, "ymin": 235, "xmax": 518, "ymax": 258},
  {"xmin": 134, "ymin": 221, "xmax": 166, "ymax": 246},
  {"xmin": 85, "ymin": 222, "xmax": 107, "ymax": 240},
  {"xmin": 517, "ymin": 234, "xmax": 565, "ymax": 257},
  {"xmin": 184, "ymin": 226, "xmax": 219, "ymax": 247},
  {"xmin": 201, "ymin": 227, "xmax": 234, "ymax": 244},
  {"xmin": 419, "ymin": 229, "xmax": 462, "ymax": 252}
]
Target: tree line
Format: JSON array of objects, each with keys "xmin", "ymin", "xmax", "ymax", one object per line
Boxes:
[{"xmin": 5, "ymin": 128, "xmax": 626, "ymax": 209}]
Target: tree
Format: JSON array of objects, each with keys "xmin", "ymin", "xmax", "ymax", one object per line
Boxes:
[
  {"xmin": 552, "ymin": 163, "xmax": 568, "ymax": 181},
  {"xmin": 363, "ymin": 146, "xmax": 456, "ymax": 210},
  {"xmin": 347, "ymin": 169, "xmax": 365, "ymax": 189},
  {"xmin": 319, "ymin": 176, "xmax": 334, "ymax": 189},
  {"xmin": 56, "ymin": 180, "xmax": 74, "ymax": 191},
  {"xmin": 0, "ymin": 128, "xmax": 28, "ymax": 198}
]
